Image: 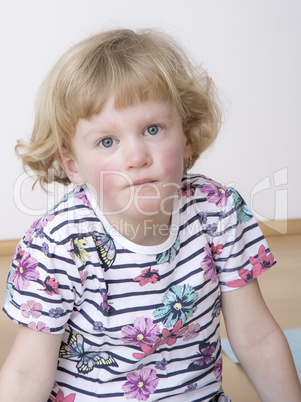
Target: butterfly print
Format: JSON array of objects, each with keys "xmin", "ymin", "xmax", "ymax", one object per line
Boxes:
[
  {"xmin": 188, "ymin": 341, "xmax": 217, "ymax": 370},
  {"xmin": 59, "ymin": 329, "xmax": 118, "ymax": 374},
  {"xmin": 212, "ymin": 298, "xmax": 221, "ymax": 318},
  {"xmin": 69, "ymin": 237, "xmax": 91, "ymax": 265},
  {"xmin": 100, "ymin": 288, "xmax": 110, "ymax": 314},
  {"xmin": 93, "ymin": 231, "xmax": 116, "ymax": 271}
]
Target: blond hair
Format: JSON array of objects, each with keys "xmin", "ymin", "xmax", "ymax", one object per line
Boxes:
[{"xmin": 16, "ymin": 28, "xmax": 222, "ymax": 189}]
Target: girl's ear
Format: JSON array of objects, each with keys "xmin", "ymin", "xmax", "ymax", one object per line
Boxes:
[
  {"xmin": 57, "ymin": 150, "xmax": 84, "ymax": 185},
  {"xmin": 182, "ymin": 120, "xmax": 194, "ymax": 159},
  {"xmin": 184, "ymin": 136, "xmax": 194, "ymax": 159}
]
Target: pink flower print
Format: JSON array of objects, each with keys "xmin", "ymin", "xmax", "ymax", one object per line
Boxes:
[
  {"xmin": 121, "ymin": 317, "xmax": 160, "ymax": 346},
  {"xmin": 201, "ymin": 243, "xmax": 218, "ymax": 283},
  {"xmin": 226, "ymin": 268, "xmax": 254, "ymax": 288},
  {"xmin": 159, "ymin": 318, "xmax": 188, "ymax": 347},
  {"xmin": 211, "ymin": 243, "xmax": 223, "ymax": 255},
  {"xmin": 40, "ymin": 214, "xmax": 55, "ymax": 228},
  {"xmin": 133, "ymin": 343, "xmax": 157, "ymax": 360},
  {"xmin": 249, "ymin": 244, "xmax": 274, "ymax": 272},
  {"xmin": 178, "ymin": 181, "xmax": 198, "ymax": 198},
  {"xmin": 11, "ymin": 252, "xmax": 40, "ymax": 290},
  {"xmin": 200, "ymin": 181, "xmax": 230, "ymax": 207},
  {"xmin": 133, "ymin": 319, "xmax": 187, "ymax": 360},
  {"xmin": 42, "ymin": 276, "xmax": 60, "ymax": 296},
  {"xmin": 79, "ymin": 270, "xmax": 88, "ymax": 285},
  {"xmin": 75, "ymin": 192, "xmax": 91, "ymax": 206},
  {"xmin": 133, "ymin": 268, "xmax": 160, "ymax": 286},
  {"xmin": 214, "ymin": 357, "xmax": 222, "ymax": 381},
  {"xmin": 20, "ymin": 300, "xmax": 42, "ymax": 319},
  {"xmin": 24, "ymin": 214, "xmax": 54, "ymax": 241},
  {"xmin": 49, "ymin": 389, "xmax": 76, "ymax": 402},
  {"xmin": 24, "ymin": 219, "xmax": 42, "ymax": 242},
  {"xmin": 12, "ymin": 245, "xmax": 25, "ymax": 262},
  {"xmin": 28, "ymin": 321, "xmax": 50, "ymax": 333},
  {"xmin": 183, "ymin": 323, "xmax": 200, "ymax": 341},
  {"xmin": 226, "ymin": 244, "xmax": 274, "ymax": 288},
  {"xmin": 122, "ymin": 367, "xmax": 159, "ymax": 401}
]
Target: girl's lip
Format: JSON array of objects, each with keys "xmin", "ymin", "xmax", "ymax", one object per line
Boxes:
[{"xmin": 132, "ymin": 179, "xmax": 156, "ymax": 186}]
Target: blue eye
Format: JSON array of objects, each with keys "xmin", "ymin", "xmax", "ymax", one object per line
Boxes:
[
  {"xmin": 145, "ymin": 125, "xmax": 160, "ymax": 136},
  {"xmin": 100, "ymin": 138, "xmax": 114, "ymax": 148}
]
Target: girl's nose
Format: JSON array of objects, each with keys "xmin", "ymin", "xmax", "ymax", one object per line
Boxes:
[{"xmin": 124, "ymin": 139, "xmax": 152, "ymax": 170}]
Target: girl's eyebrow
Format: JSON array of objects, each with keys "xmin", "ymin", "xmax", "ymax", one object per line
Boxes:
[
  {"xmin": 81, "ymin": 127, "xmax": 115, "ymax": 140},
  {"xmin": 79, "ymin": 117, "xmax": 117, "ymax": 138},
  {"xmin": 78, "ymin": 104, "xmax": 177, "ymax": 138}
]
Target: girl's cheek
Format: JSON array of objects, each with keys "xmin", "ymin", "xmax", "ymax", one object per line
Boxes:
[
  {"xmin": 92, "ymin": 161, "xmax": 117, "ymax": 185},
  {"xmin": 161, "ymin": 147, "xmax": 184, "ymax": 176},
  {"xmin": 97, "ymin": 167, "xmax": 132, "ymax": 193}
]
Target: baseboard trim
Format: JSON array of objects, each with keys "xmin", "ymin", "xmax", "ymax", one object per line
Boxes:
[
  {"xmin": 258, "ymin": 219, "xmax": 301, "ymax": 237},
  {"xmin": 0, "ymin": 239, "xmax": 20, "ymax": 257},
  {"xmin": 0, "ymin": 219, "xmax": 300, "ymax": 256}
]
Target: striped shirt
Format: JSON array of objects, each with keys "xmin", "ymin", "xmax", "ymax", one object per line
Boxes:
[{"xmin": 3, "ymin": 174, "xmax": 275, "ymax": 401}]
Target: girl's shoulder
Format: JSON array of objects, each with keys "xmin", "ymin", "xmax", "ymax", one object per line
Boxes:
[
  {"xmin": 179, "ymin": 173, "xmax": 233, "ymax": 210},
  {"xmin": 178, "ymin": 173, "xmax": 253, "ymax": 227},
  {"xmin": 22, "ymin": 186, "xmax": 98, "ymax": 246},
  {"xmin": 44, "ymin": 186, "xmax": 94, "ymax": 221},
  {"xmin": 180, "ymin": 174, "xmax": 228, "ymax": 198}
]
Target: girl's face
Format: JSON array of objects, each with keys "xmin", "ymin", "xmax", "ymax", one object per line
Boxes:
[{"xmin": 61, "ymin": 95, "xmax": 193, "ymax": 230}]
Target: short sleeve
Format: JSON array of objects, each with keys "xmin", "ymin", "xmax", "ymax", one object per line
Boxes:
[
  {"xmin": 3, "ymin": 217, "xmax": 82, "ymax": 334},
  {"xmin": 211, "ymin": 188, "xmax": 276, "ymax": 292}
]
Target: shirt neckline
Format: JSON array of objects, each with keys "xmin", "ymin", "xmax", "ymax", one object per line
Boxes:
[{"xmin": 83, "ymin": 185, "xmax": 180, "ymax": 254}]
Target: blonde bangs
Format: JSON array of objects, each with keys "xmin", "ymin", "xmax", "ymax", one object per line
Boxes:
[{"xmin": 62, "ymin": 34, "xmax": 178, "ymax": 122}]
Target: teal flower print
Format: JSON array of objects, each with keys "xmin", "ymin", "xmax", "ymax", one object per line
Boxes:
[
  {"xmin": 5, "ymin": 266, "xmax": 14, "ymax": 303},
  {"xmin": 230, "ymin": 188, "xmax": 252, "ymax": 223},
  {"xmin": 155, "ymin": 235, "xmax": 180, "ymax": 264},
  {"xmin": 153, "ymin": 284, "xmax": 198, "ymax": 327}
]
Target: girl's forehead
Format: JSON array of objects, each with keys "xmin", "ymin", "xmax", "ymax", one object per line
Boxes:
[
  {"xmin": 75, "ymin": 97, "xmax": 180, "ymax": 135},
  {"xmin": 70, "ymin": 64, "xmax": 179, "ymax": 125},
  {"xmin": 92, "ymin": 93, "xmax": 178, "ymax": 119}
]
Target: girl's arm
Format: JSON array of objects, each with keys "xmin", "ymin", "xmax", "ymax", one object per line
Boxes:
[
  {"xmin": 222, "ymin": 278, "xmax": 301, "ymax": 401},
  {"xmin": 0, "ymin": 325, "xmax": 63, "ymax": 402}
]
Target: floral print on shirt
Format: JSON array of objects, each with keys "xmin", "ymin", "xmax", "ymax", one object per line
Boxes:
[
  {"xmin": 153, "ymin": 284, "xmax": 198, "ymax": 327},
  {"xmin": 3, "ymin": 177, "xmax": 276, "ymax": 401}
]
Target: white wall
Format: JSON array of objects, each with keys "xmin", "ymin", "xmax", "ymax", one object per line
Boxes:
[{"xmin": 1, "ymin": 0, "xmax": 300, "ymax": 240}]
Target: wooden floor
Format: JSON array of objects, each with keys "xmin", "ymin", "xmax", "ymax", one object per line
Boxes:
[{"xmin": 0, "ymin": 234, "xmax": 300, "ymax": 401}]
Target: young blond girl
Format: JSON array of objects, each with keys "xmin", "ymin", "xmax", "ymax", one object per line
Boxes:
[{"xmin": 0, "ymin": 28, "xmax": 300, "ymax": 402}]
